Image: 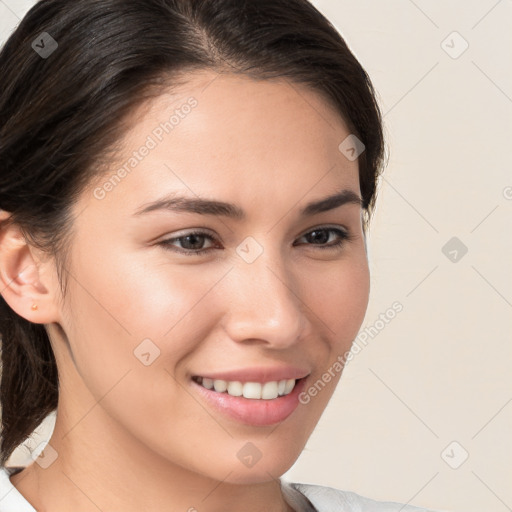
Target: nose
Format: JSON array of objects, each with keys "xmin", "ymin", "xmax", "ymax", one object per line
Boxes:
[{"xmin": 220, "ymin": 248, "xmax": 306, "ymax": 349}]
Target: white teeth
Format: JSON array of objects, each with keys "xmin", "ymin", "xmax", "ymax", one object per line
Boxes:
[
  {"xmin": 202, "ymin": 377, "xmax": 214, "ymax": 390},
  {"xmin": 261, "ymin": 381, "xmax": 278, "ymax": 399},
  {"xmin": 284, "ymin": 378, "xmax": 295, "ymax": 394},
  {"xmin": 227, "ymin": 381, "xmax": 243, "ymax": 397},
  {"xmin": 213, "ymin": 379, "xmax": 227, "ymax": 392},
  {"xmin": 243, "ymin": 382, "xmax": 262, "ymax": 399},
  {"xmin": 196, "ymin": 377, "xmax": 297, "ymax": 399}
]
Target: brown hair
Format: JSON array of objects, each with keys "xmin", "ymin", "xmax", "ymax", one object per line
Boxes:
[{"xmin": 0, "ymin": 0, "xmax": 385, "ymax": 467}]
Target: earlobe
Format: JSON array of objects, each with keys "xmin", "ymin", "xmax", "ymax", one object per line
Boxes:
[{"xmin": 0, "ymin": 210, "xmax": 59, "ymax": 324}]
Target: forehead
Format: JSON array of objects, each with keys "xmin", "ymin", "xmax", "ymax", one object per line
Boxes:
[
  {"xmin": 82, "ymin": 70, "xmax": 360, "ymax": 218},
  {"xmin": 124, "ymin": 70, "xmax": 353, "ymax": 160}
]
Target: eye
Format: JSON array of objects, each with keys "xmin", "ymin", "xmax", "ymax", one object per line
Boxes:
[
  {"xmin": 157, "ymin": 226, "xmax": 354, "ymax": 256},
  {"xmin": 294, "ymin": 226, "xmax": 353, "ymax": 250},
  {"xmin": 158, "ymin": 231, "xmax": 218, "ymax": 256}
]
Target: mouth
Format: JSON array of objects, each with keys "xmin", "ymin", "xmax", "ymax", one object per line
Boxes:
[
  {"xmin": 191, "ymin": 375, "xmax": 298, "ymax": 399},
  {"xmin": 190, "ymin": 374, "xmax": 309, "ymax": 426}
]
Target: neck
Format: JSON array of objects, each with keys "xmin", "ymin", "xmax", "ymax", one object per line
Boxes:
[{"xmin": 10, "ymin": 409, "xmax": 295, "ymax": 512}]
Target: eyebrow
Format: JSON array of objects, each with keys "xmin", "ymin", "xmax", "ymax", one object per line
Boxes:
[{"xmin": 133, "ymin": 188, "xmax": 363, "ymax": 219}]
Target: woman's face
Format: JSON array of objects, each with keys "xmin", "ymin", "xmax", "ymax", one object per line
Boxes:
[{"xmin": 49, "ymin": 71, "xmax": 370, "ymax": 484}]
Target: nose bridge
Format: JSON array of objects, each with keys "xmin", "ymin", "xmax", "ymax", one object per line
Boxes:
[{"xmin": 221, "ymin": 240, "xmax": 304, "ymax": 346}]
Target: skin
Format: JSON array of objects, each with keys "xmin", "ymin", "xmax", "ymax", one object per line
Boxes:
[{"xmin": 0, "ymin": 70, "xmax": 370, "ymax": 512}]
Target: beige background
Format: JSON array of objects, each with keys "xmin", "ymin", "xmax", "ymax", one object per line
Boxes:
[{"xmin": 1, "ymin": 1, "xmax": 511, "ymax": 511}]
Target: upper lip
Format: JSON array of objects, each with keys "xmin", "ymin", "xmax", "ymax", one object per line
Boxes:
[{"xmin": 192, "ymin": 366, "xmax": 311, "ymax": 383}]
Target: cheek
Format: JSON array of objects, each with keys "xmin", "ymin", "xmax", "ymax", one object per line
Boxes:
[
  {"xmin": 59, "ymin": 251, "xmax": 235, "ymax": 463},
  {"xmin": 68, "ymin": 248, "xmax": 228, "ymax": 342},
  {"xmin": 61, "ymin": 249, "xmax": 233, "ymax": 397},
  {"xmin": 303, "ymin": 251, "xmax": 370, "ymax": 351}
]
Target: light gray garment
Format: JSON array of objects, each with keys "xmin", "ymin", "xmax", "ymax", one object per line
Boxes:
[{"xmin": 281, "ymin": 479, "xmax": 454, "ymax": 511}]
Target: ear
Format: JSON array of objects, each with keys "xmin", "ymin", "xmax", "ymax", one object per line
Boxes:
[{"xmin": 0, "ymin": 210, "xmax": 61, "ymax": 324}]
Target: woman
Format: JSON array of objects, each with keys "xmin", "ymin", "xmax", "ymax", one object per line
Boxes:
[{"xmin": 0, "ymin": 0, "xmax": 448, "ymax": 510}]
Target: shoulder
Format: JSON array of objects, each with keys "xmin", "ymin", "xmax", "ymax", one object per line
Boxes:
[
  {"xmin": 0, "ymin": 465, "xmax": 37, "ymax": 512},
  {"xmin": 281, "ymin": 479, "xmax": 453, "ymax": 512}
]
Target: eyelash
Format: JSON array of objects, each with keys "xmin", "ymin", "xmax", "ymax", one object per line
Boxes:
[{"xmin": 157, "ymin": 226, "xmax": 354, "ymax": 257}]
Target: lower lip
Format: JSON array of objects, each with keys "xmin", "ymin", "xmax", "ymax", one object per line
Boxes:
[{"xmin": 191, "ymin": 377, "xmax": 308, "ymax": 426}]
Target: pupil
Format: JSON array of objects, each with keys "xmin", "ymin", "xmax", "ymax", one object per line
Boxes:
[
  {"xmin": 310, "ymin": 230, "xmax": 327, "ymax": 244},
  {"xmin": 185, "ymin": 234, "xmax": 203, "ymax": 249}
]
